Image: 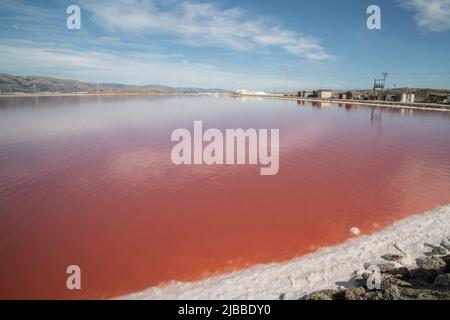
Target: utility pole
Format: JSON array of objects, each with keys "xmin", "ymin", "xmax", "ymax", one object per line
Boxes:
[{"xmin": 382, "ymin": 72, "xmax": 389, "ymax": 89}]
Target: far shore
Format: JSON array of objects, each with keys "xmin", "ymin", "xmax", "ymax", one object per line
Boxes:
[
  {"xmin": 2, "ymin": 91, "xmax": 449, "ymax": 112},
  {"xmin": 235, "ymin": 94, "xmax": 450, "ymax": 112},
  {"xmin": 0, "ymin": 92, "xmax": 228, "ymax": 98},
  {"xmin": 119, "ymin": 204, "xmax": 450, "ymax": 300}
]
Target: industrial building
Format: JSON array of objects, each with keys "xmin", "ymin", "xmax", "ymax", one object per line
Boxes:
[{"xmin": 317, "ymin": 89, "xmax": 333, "ymax": 99}]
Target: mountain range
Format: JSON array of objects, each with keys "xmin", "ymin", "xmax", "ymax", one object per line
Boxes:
[{"xmin": 0, "ymin": 73, "xmax": 229, "ymax": 94}]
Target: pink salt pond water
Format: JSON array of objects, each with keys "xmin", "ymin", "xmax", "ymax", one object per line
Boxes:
[{"xmin": 0, "ymin": 95, "xmax": 450, "ymax": 299}]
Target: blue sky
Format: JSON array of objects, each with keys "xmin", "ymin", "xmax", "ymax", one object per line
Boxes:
[{"xmin": 0, "ymin": 0, "xmax": 449, "ymax": 90}]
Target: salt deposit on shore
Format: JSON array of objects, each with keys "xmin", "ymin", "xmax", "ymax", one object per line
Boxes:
[{"xmin": 119, "ymin": 205, "xmax": 450, "ymax": 300}]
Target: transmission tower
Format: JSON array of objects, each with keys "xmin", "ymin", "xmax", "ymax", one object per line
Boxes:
[{"xmin": 373, "ymin": 72, "xmax": 389, "ymax": 91}]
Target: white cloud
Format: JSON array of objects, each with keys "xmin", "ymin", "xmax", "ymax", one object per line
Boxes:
[
  {"xmin": 82, "ymin": 0, "xmax": 332, "ymax": 61},
  {"xmin": 0, "ymin": 41, "xmax": 311, "ymax": 90},
  {"xmin": 283, "ymin": 37, "xmax": 332, "ymax": 61},
  {"xmin": 398, "ymin": 0, "xmax": 450, "ymax": 31}
]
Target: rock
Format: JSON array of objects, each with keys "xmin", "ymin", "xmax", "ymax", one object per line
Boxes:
[
  {"xmin": 381, "ymin": 254, "xmax": 403, "ymax": 262},
  {"xmin": 300, "ymin": 248, "xmax": 450, "ymax": 300},
  {"xmin": 415, "ymin": 290, "xmax": 450, "ymax": 300},
  {"xmin": 440, "ymin": 239, "xmax": 450, "ymax": 251},
  {"xmin": 413, "ymin": 257, "xmax": 447, "ymax": 283},
  {"xmin": 381, "ymin": 284, "xmax": 401, "ymax": 300},
  {"xmin": 397, "ymin": 287, "xmax": 448, "ymax": 300},
  {"xmin": 433, "ymin": 274, "xmax": 450, "ymax": 288},
  {"xmin": 419, "ymin": 256, "xmax": 446, "ymax": 271},
  {"xmin": 378, "ymin": 263, "xmax": 396, "ymax": 273},
  {"xmin": 431, "ymin": 247, "xmax": 447, "ymax": 256},
  {"xmin": 381, "ymin": 274, "xmax": 411, "ymax": 287},
  {"xmin": 387, "ymin": 267, "xmax": 411, "ymax": 279},
  {"xmin": 397, "ymin": 287, "xmax": 422, "ymax": 299},
  {"xmin": 350, "ymin": 227, "xmax": 361, "ymax": 235},
  {"xmin": 331, "ymin": 290, "xmax": 347, "ymax": 300},
  {"xmin": 343, "ymin": 287, "xmax": 366, "ymax": 300},
  {"xmin": 365, "ymin": 290, "xmax": 384, "ymax": 300},
  {"xmin": 411, "ymin": 271, "xmax": 433, "ymax": 284},
  {"xmin": 441, "ymin": 254, "xmax": 450, "ymax": 265},
  {"xmin": 301, "ymin": 289, "xmax": 337, "ymax": 300}
]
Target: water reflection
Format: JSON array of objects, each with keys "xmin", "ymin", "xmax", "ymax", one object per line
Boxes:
[
  {"xmin": 311, "ymin": 101, "xmax": 332, "ymax": 108},
  {"xmin": 338, "ymin": 103, "xmax": 359, "ymax": 111}
]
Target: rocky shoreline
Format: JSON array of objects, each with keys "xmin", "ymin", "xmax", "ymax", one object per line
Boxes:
[{"xmin": 300, "ymin": 240, "xmax": 450, "ymax": 300}]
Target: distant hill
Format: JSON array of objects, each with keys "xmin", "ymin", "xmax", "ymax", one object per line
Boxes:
[{"xmin": 0, "ymin": 73, "xmax": 229, "ymax": 94}]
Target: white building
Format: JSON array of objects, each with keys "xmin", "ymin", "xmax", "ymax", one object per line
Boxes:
[
  {"xmin": 317, "ymin": 90, "xmax": 333, "ymax": 99},
  {"xmin": 401, "ymin": 93, "xmax": 415, "ymax": 103},
  {"xmin": 234, "ymin": 89, "xmax": 267, "ymax": 96}
]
